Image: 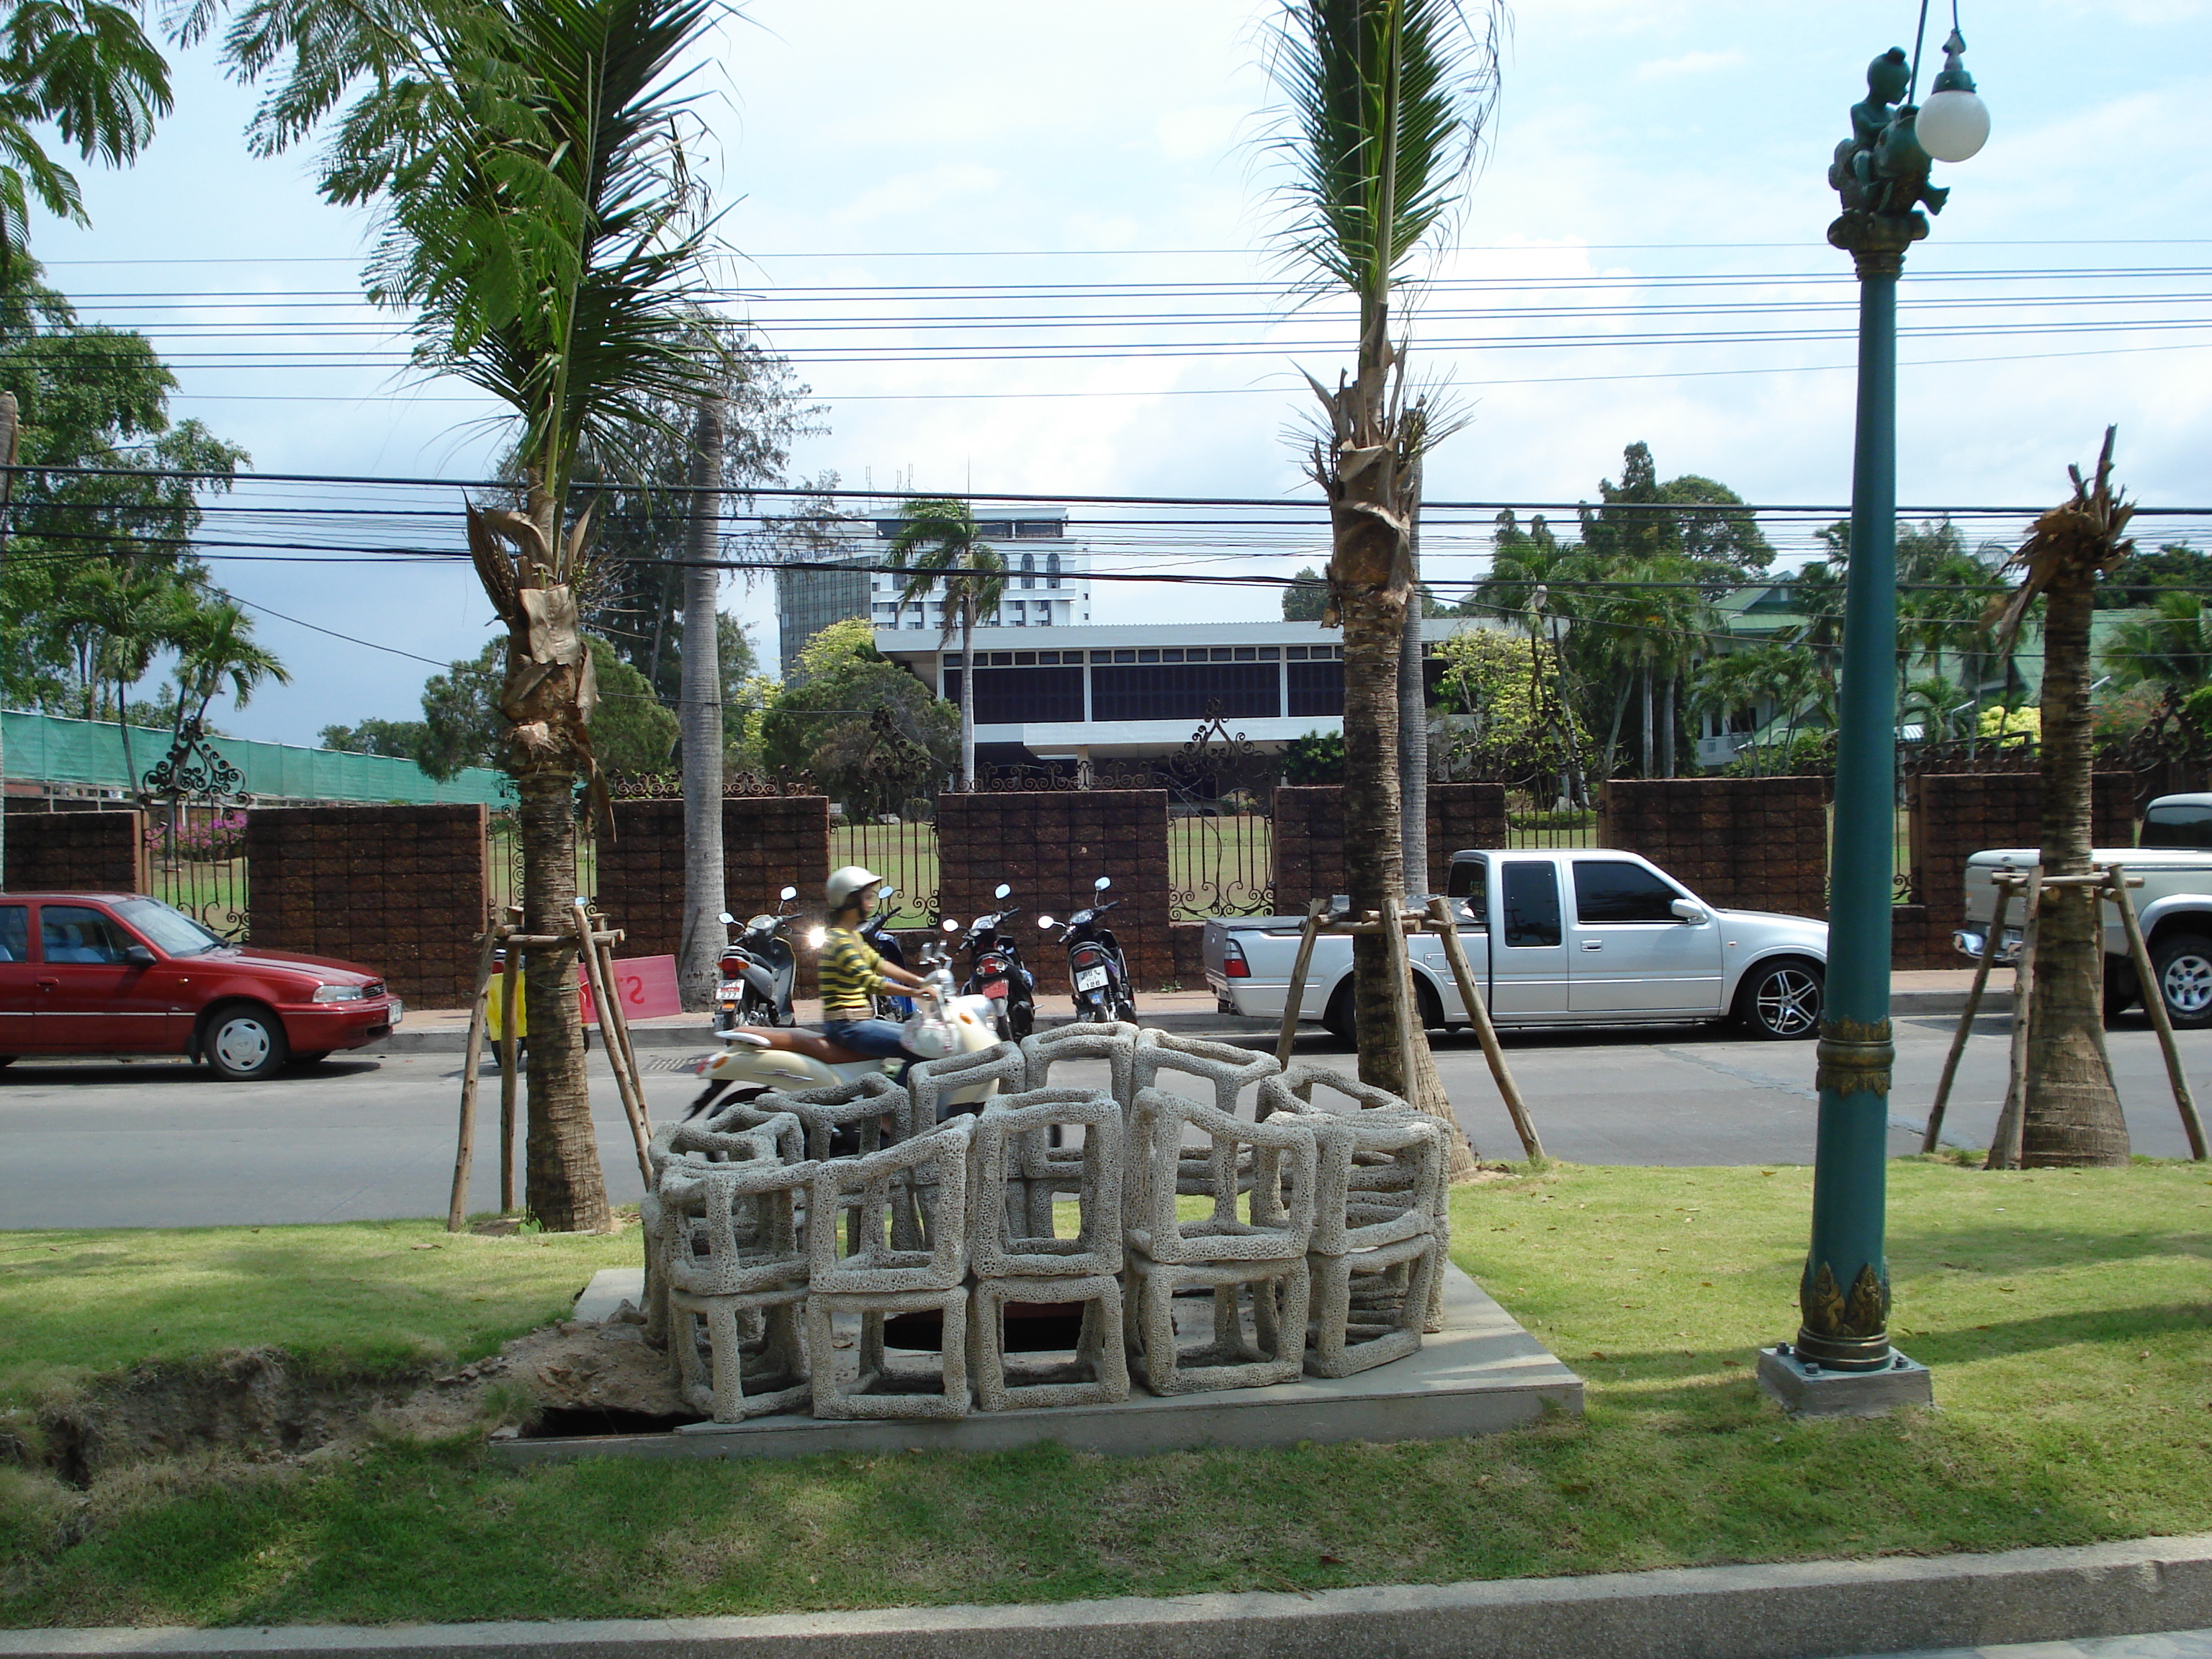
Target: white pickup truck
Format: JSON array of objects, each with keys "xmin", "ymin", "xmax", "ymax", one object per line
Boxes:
[
  {"xmin": 1957, "ymin": 793, "xmax": 2212, "ymax": 1028},
  {"xmin": 1201, "ymin": 847, "xmax": 1831, "ymax": 1042}
]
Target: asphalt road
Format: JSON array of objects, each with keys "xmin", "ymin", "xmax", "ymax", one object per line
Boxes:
[{"xmin": 3, "ymin": 1015, "xmax": 2206, "ymax": 1231}]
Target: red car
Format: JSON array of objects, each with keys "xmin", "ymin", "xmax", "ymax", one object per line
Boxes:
[{"xmin": 0, "ymin": 891, "xmax": 402, "ymax": 1079}]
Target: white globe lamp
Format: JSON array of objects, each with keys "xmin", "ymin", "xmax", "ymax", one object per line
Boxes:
[{"xmin": 1917, "ymin": 30, "xmax": 1990, "ymax": 163}]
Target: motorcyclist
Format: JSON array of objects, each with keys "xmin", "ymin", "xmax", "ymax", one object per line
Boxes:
[{"xmin": 724, "ymin": 866, "xmax": 933, "ymax": 1073}]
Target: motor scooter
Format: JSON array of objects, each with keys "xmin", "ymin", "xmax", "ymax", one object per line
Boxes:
[
  {"xmin": 807, "ymin": 884, "xmax": 914, "ymax": 1020},
  {"xmin": 685, "ymin": 950, "xmax": 1002, "ymax": 1117},
  {"xmin": 944, "ymin": 882, "xmax": 1035, "ymax": 1040},
  {"xmin": 1038, "ymin": 876, "xmax": 1138, "ymax": 1024},
  {"xmin": 713, "ymin": 885, "xmax": 799, "ymax": 1030}
]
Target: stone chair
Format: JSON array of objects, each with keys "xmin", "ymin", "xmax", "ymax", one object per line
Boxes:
[
  {"xmin": 641, "ymin": 1114, "xmax": 801, "ymax": 1348},
  {"xmin": 967, "ymin": 1088, "xmax": 1124, "ymax": 1280},
  {"xmin": 807, "ymin": 1118, "xmax": 972, "ymax": 1295},
  {"xmin": 1012, "ymin": 1026, "xmax": 1140, "ymax": 1234},
  {"xmin": 970, "ymin": 1272, "xmax": 1128, "ymax": 1411},
  {"xmin": 907, "ymin": 1042, "xmax": 1028, "ymax": 1131},
  {"xmin": 655, "ymin": 1146, "xmax": 818, "ymax": 1421},
  {"xmin": 1130, "ymin": 1031, "xmax": 1282, "ymax": 1196},
  {"xmin": 755, "ymin": 1074, "xmax": 907, "ymax": 1162}
]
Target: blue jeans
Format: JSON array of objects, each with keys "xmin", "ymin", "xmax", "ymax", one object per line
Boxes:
[{"xmin": 822, "ymin": 1017, "xmax": 914, "ymax": 1082}]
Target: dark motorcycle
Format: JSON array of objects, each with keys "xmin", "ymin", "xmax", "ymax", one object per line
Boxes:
[
  {"xmin": 859, "ymin": 884, "xmax": 914, "ymax": 1020},
  {"xmin": 714, "ymin": 885, "xmax": 799, "ymax": 1030},
  {"xmin": 1038, "ymin": 875, "xmax": 1137, "ymax": 1025},
  {"xmin": 942, "ymin": 881, "xmax": 1035, "ymax": 1040}
]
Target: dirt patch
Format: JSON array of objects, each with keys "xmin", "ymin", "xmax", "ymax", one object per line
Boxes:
[{"xmin": 10, "ymin": 1317, "xmax": 687, "ymax": 1485}]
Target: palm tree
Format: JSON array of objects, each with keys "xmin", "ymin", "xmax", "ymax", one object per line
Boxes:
[
  {"xmin": 50, "ymin": 559, "xmax": 190, "ymax": 784},
  {"xmin": 888, "ymin": 496, "xmax": 1003, "ymax": 790},
  {"xmin": 160, "ymin": 593, "xmax": 288, "ymax": 862},
  {"xmin": 1585, "ymin": 560, "xmax": 1710, "ymax": 778},
  {"xmin": 678, "ymin": 396, "xmax": 724, "ymax": 1012},
  {"xmin": 220, "ymin": 0, "xmax": 732, "ymax": 1229},
  {"xmin": 2104, "ymin": 591, "xmax": 2212, "ymax": 696},
  {"xmin": 1262, "ymin": 0, "xmax": 1501, "ymax": 1158},
  {"xmin": 1992, "ymin": 426, "xmax": 2136, "ymax": 1169},
  {"xmin": 0, "ymin": 0, "xmax": 171, "ymax": 274}
]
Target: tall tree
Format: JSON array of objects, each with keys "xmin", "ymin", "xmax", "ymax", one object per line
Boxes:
[
  {"xmin": 1993, "ymin": 427, "xmax": 2136, "ymax": 1169},
  {"xmin": 676, "ymin": 398, "xmax": 724, "ymax": 1011},
  {"xmin": 888, "ymin": 496, "xmax": 1002, "ymax": 790},
  {"xmin": 216, "ymin": 0, "xmax": 734, "ymax": 1228},
  {"xmin": 1263, "ymin": 0, "xmax": 1500, "ymax": 1177},
  {"xmin": 1281, "ymin": 565, "xmax": 1329, "ymax": 619}
]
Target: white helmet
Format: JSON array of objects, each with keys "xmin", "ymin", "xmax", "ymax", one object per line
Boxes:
[{"xmin": 826, "ymin": 866, "xmax": 883, "ymax": 910}]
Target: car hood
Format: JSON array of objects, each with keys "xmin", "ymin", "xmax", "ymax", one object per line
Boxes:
[
  {"xmin": 1714, "ymin": 907, "xmax": 1829, "ymax": 940},
  {"xmin": 196, "ymin": 947, "xmax": 387, "ymax": 985}
]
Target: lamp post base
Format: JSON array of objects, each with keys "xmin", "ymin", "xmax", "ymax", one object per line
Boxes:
[{"xmin": 1756, "ymin": 1344, "xmax": 1933, "ymax": 1419}]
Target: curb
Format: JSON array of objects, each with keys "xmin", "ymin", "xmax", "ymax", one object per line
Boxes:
[{"xmin": 3, "ymin": 1534, "xmax": 2207, "ymax": 1659}]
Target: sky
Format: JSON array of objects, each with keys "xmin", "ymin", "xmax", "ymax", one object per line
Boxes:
[{"xmin": 23, "ymin": 0, "xmax": 2212, "ymax": 744}]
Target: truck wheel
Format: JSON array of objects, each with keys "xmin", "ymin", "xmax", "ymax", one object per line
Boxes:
[
  {"xmin": 1322, "ymin": 981, "xmax": 1355, "ymax": 1046},
  {"xmin": 2103, "ymin": 957, "xmax": 2139, "ymax": 1022},
  {"xmin": 1736, "ymin": 959, "xmax": 1822, "ymax": 1040},
  {"xmin": 2151, "ymin": 932, "xmax": 2212, "ymax": 1030}
]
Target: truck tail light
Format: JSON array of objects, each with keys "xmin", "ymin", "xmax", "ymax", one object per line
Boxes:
[{"xmin": 1222, "ymin": 938, "xmax": 1249, "ymax": 978}]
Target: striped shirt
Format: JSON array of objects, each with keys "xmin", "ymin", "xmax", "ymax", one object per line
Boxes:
[{"xmin": 819, "ymin": 925, "xmax": 888, "ymax": 1017}]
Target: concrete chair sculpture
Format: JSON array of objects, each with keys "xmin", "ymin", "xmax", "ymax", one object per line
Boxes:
[
  {"xmin": 1122, "ymin": 1086, "xmax": 1317, "ymax": 1395},
  {"xmin": 657, "ymin": 1136, "xmax": 817, "ymax": 1421},
  {"xmin": 1259, "ymin": 1066, "xmax": 1449, "ymax": 1378},
  {"xmin": 965, "ymin": 1087, "xmax": 1129, "ymax": 1411},
  {"xmin": 805, "ymin": 1118, "xmax": 975, "ymax": 1419},
  {"xmin": 642, "ymin": 1108, "xmax": 804, "ymax": 1347},
  {"xmin": 1130, "ymin": 1031, "xmax": 1281, "ymax": 1197},
  {"xmin": 1013, "ymin": 1023, "xmax": 1141, "ymax": 1235},
  {"xmin": 755, "ymin": 1074, "xmax": 907, "ymax": 1162}
]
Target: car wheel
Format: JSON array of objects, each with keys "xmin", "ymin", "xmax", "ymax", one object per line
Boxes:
[
  {"xmin": 1737, "ymin": 959, "xmax": 1823, "ymax": 1040},
  {"xmin": 204, "ymin": 1004, "xmax": 289, "ymax": 1079},
  {"xmin": 1322, "ymin": 981, "xmax": 1356, "ymax": 1046},
  {"xmin": 2151, "ymin": 931, "xmax": 2212, "ymax": 1030}
]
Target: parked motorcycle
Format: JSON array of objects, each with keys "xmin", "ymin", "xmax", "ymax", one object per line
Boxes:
[
  {"xmin": 713, "ymin": 885, "xmax": 799, "ymax": 1030},
  {"xmin": 943, "ymin": 882, "xmax": 1035, "ymax": 1041},
  {"xmin": 687, "ymin": 948, "xmax": 1002, "ymax": 1117},
  {"xmin": 807, "ymin": 884, "xmax": 914, "ymax": 1021},
  {"xmin": 1038, "ymin": 876, "xmax": 1138, "ymax": 1025}
]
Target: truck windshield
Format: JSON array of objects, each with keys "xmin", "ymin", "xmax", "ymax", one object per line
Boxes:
[{"xmin": 1501, "ymin": 862, "xmax": 1561, "ymax": 948}]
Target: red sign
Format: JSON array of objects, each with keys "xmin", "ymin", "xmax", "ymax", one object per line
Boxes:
[{"xmin": 576, "ymin": 953, "xmax": 682, "ymax": 1025}]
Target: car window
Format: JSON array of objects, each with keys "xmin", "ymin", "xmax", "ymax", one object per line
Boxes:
[
  {"xmin": 0, "ymin": 905, "xmax": 26, "ymax": 963},
  {"xmin": 2141, "ymin": 801, "xmax": 2212, "ymax": 849},
  {"xmin": 1573, "ymin": 859, "xmax": 1683, "ymax": 924},
  {"xmin": 1447, "ymin": 860, "xmax": 1487, "ymax": 927},
  {"xmin": 1501, "ymin": 861, "xmax": 1561, "ymax": 948},
  {"xmin": 112, "ymin": 896, "xmax": 225, "ymax": 957},
  {"xmin": 40, "ymin": 905, "xmax": 135, "ymax": 964}
]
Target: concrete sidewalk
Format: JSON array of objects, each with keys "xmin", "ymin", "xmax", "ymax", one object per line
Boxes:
[
  {"xmin": 2, "ymin": 1534, "xmax": 2205, "ymax": 1659},
  {"xmin": 372, "ymin": 969, "xmax": 2003, "ymax": 1054}
]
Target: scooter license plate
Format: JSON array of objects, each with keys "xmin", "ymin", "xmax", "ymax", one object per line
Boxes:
[
  {"xmin": 1074, "ymin": 966, "xmax": 1110, "ymax": 992},
  {"xmin": 981, "ymin": 980, "xmax": 1008, "ymax": 997}
]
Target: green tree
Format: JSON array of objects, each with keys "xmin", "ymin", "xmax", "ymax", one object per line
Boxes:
[
  {"xmin": 0, "ymin": 0, "xmax": 171, "ymax": 272},
  {"xmin": 2097, "ymin": 541, "xmax": 2208, "ymax": 608},
  {"xmin": 2104, "ymin": 591, "xmax": 2212, "ymax": 695},
  {"xmin": 1578, "ymin": 442, "xmax": 1773, "ymax": 582},
  {"xmin": 583, "ymin": 632, "xmax": 677, "ymax": 773},
  {"xmin": 214, "ymin": 0, "xmax": 739, "ymax": 1228},
  {"xmin": 756, "ymin": 617, "xmax": 956, "ymax": 817},
  {"xmin": 320, "ymin": 716, "xmax": 428, "ymax": 758},
  {"xmin": 1262, "ymin": 0, "xmax": 1501, "ymax": 1175},
  {"xmin": 887, "ymin": 496, "xmax": 1003, "ymax": 789},
  {"xmin": 1281, "ymin": 565, "xmax": 1328, "ymax": 620},
  {"xmin": 414, "ymin": 641, "xmax": 505, "ymax": 781}
]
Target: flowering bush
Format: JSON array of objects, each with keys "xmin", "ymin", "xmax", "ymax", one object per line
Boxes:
[{"xmin": 145, "ymin": 810, "xmax": 248, "ymax": 863}]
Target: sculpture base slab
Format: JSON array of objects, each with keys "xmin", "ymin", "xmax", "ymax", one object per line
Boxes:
[
  {"xmin": 1756, "ymin": 1345, "xmax": 1933, "ymax": 1419},
  {"xmin": 498, "ymin": 1264, "xmax": 1581, "ymax": 1464}
]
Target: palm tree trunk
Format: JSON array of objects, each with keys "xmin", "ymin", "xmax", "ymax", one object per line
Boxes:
[
  {"xmin": 1641, "ymin": 665, "xmax": 1654, "ymax": 778},
  {"xmin": 1660, "ymin": 673, "xmax": 1676, "ymax": 778},
  {"xmin": 677, "ymin": 399, "xmax": 726, "ymax": 1012},
  {"xmin": 2021, "ymin": 575, "xmax": 2129, "ymax": 1167},
  {"xmin": 958, "ymin": 598, "xmax": 976, "ymax": 789},
  {"xmin": 518, "ymin": 766, "xmax": 610, "ymax": 1228},
  {"xmin": 1398, "ymin": 459, "xmax": 1429, "ymax": 895}
]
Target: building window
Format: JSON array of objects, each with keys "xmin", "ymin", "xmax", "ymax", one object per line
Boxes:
[
  {"xmin": 1092, "ymin": 662, "xmax": 1281, "ymax": 723},
  {"xmin": 1234, "ymin": 647, "xmax": 1256, "ymax": 661},
  {"xmin": 1138, "ymin": 649, "xmax": 1159, "ymax": 662},
  {"xmin": 970, "ymin": 665, "xmax": 1084, "ymax": 723},
  {"xmin": 1287, "ymin": 659, "xmax": 1344, "ymax": 717},
  {"xmin": 1020, "ymin": 553, "xmax": 1035, "ymax": 590},
  {"xmin": 1047, "ymin": 552, "xmax": 1061, "ymax": 589},
  {"xmin": 1162, "ymin": 648, "xmax": 1184, "ymax": 662},
  {"xmin": 1015, "ymin": 520, "xmax": 1062, "ymax": 539}
]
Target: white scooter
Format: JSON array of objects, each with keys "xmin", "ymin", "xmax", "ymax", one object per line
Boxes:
[{"xmin": 685, "ymin": 954, "xmax": 1002, "ymax": 1118}]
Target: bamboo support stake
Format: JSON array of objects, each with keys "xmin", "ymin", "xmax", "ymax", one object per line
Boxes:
[
  {"xmin": 1275, "ymin": 899, "xmax": 1327, "ymax": 1069},
  {"xmin": 2108, "ymin": 865, "xmax": 2210, "ymax": 1161},
  {"xmin": 1426, "ymin": 896, "xmax": 1544, "ymax": 1162},
  {"xmin": 592, "ymin": 920, "xmax": 649, "ymax": 1140},
  {"xmin": 571, "ymin": 902, "xmax": 652, "ymax": 1185},
  {"xmin": 1924, "ymin": 877, "xmax": 2016, "ymax": 1154},
  {"xmin": 1987, "ymin": 870, "xmax": 2042, "ymax": 1172},
  {"xmin": 497, "ymin": 942, "xmax": 521, "ymax": 1213},
  {"xmin": 1378, "ymin": 896, "xmax": 1419, "ymax": 1100},
  {"xmin": 446, "ymin": 921, "xmax": 505, "ymax": 1232}
]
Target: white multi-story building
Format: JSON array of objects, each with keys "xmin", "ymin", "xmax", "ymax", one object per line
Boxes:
[{"xmin": 868, "ymin": 503, "xmax": 1092, "ymax": 634}]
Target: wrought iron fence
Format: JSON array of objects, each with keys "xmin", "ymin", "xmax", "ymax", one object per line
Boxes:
[
  {"xmin": 833, "ymin": 814, "xmax": 940, "ymax": 927},
  {"xmin": 144, "ymin": 801, "xmax": 251, "ymax": 939}
]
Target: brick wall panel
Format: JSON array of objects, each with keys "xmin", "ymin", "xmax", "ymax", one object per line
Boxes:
[{"xmin": 3, "ymin": 809, "xmax": 149, "ymax": 894}]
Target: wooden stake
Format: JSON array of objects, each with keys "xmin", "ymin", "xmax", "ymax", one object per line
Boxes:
[
  {"xmin": 1275, "ymin": 899, "xmax": 1327, "ymax": 1070},
  {"xmin": 1987, "ymin": 869, "xmax": 2041, "ymax": 1172},
  {"xmin": 2108, "ymin": 864, "xmax": 2210, "ymax": 1161},
  {"xmin": 1426, "ymin": 896, "xmax": 1544, "ymax": 1162},
  {"xmin": 593, "ymin": 921, "xmax": 649, "ymax": 1138},
  {"xmin": 446, "ymin": 920, "xmax": 505, "ymax": 1232},
  {"xmin": 1924, "ymin": 877, "xmax": 2015, "ymax": 1154},
  {"xmin": 497, "ymin": 942, "xmax": 521, "ymax": 1213},
  {"xmin": 573, "ymin": 899, "xmax": 652, "ymax": 1184},
  {"xmin": 1378, "ymin": 895, "xmax": 1419, "ymax": 1100}
]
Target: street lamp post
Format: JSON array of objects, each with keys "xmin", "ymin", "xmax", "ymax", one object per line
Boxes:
[{"xmin": 1758, "ymin": 15, "xmax": 1987, "ymax": 1417}]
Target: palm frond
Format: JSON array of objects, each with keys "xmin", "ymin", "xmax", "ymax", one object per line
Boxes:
[{"xmin": 1993, "ymin": 425, "xmax": 2137, "ymax": 655}]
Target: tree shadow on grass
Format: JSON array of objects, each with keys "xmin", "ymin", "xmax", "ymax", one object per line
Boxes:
[{"xmin": 1887, "ymin": 1221, "xmax": 2212, "ymax": 1277}]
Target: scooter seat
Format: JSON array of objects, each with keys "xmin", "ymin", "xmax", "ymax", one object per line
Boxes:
[{"xmin": 776, "ymin": 1030, "xmax": 878, "ymax": 1066}]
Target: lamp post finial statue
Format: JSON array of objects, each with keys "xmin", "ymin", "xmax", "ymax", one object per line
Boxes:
[{"xmin": 1758, "ymin": 12, "xmax": 1987, "ymax": 1416}]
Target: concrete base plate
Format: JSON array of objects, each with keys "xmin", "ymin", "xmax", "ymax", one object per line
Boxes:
[
  {"xmin": 497, "ymin": 1264, "xmax": 1582, "ymax": 1465},
  {"xmin": 1756, "ymin": 1345, "xmax": 1933, "ymax": 1418}
]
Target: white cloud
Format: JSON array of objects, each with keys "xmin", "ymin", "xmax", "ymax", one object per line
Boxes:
[
  {"xmin": 1634, "ymin": 48, "xmax": 1747, "ymax": 81},
  {"xmin": 828, "ymin": 165, "xmax": 1007, "ymax": 228}
]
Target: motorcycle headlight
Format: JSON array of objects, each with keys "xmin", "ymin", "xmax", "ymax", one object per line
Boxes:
[
  {"xmin": 310, "ymin": 984, "xmax": 367, "ymax": 1002},
  {"xmin": 806, "ymin": 926, "xmax": 826, "ymax": 950}
]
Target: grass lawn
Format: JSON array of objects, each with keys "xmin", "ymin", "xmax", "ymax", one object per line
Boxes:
[{"xmin": 1, "ymin": 1159, "xmax": 2207, "ymax": 1627}]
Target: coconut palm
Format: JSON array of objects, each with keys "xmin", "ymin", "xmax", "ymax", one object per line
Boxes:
[
  {"xmin": 215, "ymin": 0, "xmax": 732, "ymax": 1228},
  {"xmin": 2104, "ymin": 591, "xmax": 2212, "ymax": 696},
  {"xmin": 1992, "ymin": 426, "xmax": 2136, "ymax": 1170},
  {"xmin": 888, "ymin": 496, "xmax": 1004, "ymax": 790},
  {"xmin": 1262, "ymin": 0, "xmax": 1501, "ymax": 1162}
]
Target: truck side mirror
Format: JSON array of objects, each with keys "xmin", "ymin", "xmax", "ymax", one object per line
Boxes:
[{"xmin": 1670, "ymin": 899, "xmax": 1707, "ymax": 922}]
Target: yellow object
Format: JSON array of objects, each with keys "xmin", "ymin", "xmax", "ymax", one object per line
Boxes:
[{"xmin": 485, "ymin": 970, "xmax": 526, "ymax": 1043}]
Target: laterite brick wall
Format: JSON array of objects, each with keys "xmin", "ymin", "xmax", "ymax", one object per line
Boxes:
[
  {"xmin": 244, "ymin": 805, "xmax": 487, "ymax": 1008},
  {"xmin": 1897, "ymin": 772, "xmax": 2136, "ymax": 968},
  {"xmin": 593, "ymin": 796, "xmax": 832, "ymax": 991},
  {"xmin": 2, "ymin": 808, "xmax": 148, "ymax": 894},
  {"xmin": 1270, "ymin": 783, "xmax": 1509, "ymax": 909},
  {"xmin": 1602, "ymin": 777, "xmax": 1830, "ymax": 920},
  {"xmin": 935, "ymin": 789, "xmax": 1171, "ymax": 994}
]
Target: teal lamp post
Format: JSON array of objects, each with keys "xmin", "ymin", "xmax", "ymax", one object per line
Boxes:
[{"xmin": 1758, "ymin": 12, "xmax": 1988, "ymax": 1416}]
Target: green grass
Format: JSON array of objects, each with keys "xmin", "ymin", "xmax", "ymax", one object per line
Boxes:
[{"xmin": 3, "ymin": 1161, "xmax": 2208, "ymax": 1627}]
